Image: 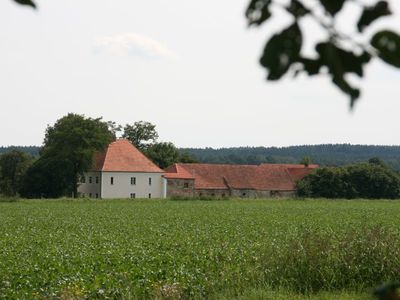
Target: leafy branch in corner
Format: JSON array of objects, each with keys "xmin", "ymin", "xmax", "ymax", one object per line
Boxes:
[{"xmin": 246, "ymin": 0, "xmax": 400, "ymax": 107}]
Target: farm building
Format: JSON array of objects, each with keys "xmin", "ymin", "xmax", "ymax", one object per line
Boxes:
[
  {"xmin": 78, "ymin": 139, "xmax": 166, "ymax": 199},
  {"xmin": 79, "ymin": 139, "xmax": 317, "ymax": 199},
  {"xmin": 164, "ymin": 163, "xmax": 318, "ymax": 198}
]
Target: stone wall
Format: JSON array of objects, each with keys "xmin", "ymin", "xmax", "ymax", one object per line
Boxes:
[
  {"xmin": 166, "ymin": 179, "xmax": 297, "ymax": 199},
  {"xmin": 230, "ymin": 189, "xmax": 296, "ymax": 198},
  {"xmin": 166, "ymin": 178, "xmax": 195, "ymax": 198}
]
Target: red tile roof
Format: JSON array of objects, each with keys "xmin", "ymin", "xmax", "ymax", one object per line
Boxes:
[
  {"xmin": 164, "ymin": 164, "xmax": 195, "ymax": 179},
  {"xmin": 92, "ymin": 139, "xmax": 163, "ymax": 173},
  {"xmin": 164, "ymin": 163, "xmax": 317, "ymax": 191}
]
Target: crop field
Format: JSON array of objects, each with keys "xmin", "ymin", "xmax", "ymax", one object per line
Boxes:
[{"xmin": 1, "ymin": 199, "xmax": 400, "ymax": 299}]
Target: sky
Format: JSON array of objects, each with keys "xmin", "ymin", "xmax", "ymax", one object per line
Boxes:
[{"xmin": 1, "ymin": 0, "xmax": 399, "ymax": 148}]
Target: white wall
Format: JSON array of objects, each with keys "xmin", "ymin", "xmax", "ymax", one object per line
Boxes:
[
  {"xmin": 77, "ymin": 171, "xmax": 101, "ymax": 198},
  {"xmin": 101, "ymin": 172, "xmax": 165, "ymax": 199}
]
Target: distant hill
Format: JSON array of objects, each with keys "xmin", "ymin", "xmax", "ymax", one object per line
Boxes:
[
  {"xmin": 0, "ymin": 146, "xmax": 40, "ymax": 157},
  {"xmin": 181, "ymin": 144, "xmax": 400, "ymax": 170},
  {"xmin": 2, "ymin": 144, "xmax": 400, "ymax": 170}
]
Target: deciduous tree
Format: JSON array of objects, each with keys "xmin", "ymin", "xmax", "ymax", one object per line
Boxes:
[
  {"xmin": 0, "ymin": 150, "xmax": 33, "ymax": 196},
  {"xmin": 246, "ymin": 0, "xmax": 400, "ymax": 106},
  {"xmin": 36, "ymin": 113, "xmax": 114, "ymax": 198},
  {"xmin": 122, "ymin": 121, "xmax": 159, "ymax": 151}
]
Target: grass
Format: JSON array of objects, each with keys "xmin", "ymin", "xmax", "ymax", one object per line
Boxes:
[{"xmin": 0, "ymin": 199, "xmax": 399, "ymax": 299}]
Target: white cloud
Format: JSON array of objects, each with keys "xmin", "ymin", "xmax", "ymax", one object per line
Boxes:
[{"xmin": 94, "ymin": 33, "xmax": 178, "ymax": 60}]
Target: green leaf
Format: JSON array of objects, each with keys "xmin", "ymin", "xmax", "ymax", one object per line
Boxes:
[
  {"xmin": 246, "ymin": 0, "xmax": 272, "ymax": 26},
  {"xmin": 287, "ymin": 0, "xmax": 310, "ymax": 18},
  {"xmin": 332, "ymin": 76, "xmax": 360, "ymax": 108},
  {"xmin": 358, "ymin": 1, "xmax": 391, "ymax": 32},
  {"xmin": 315, "ymin": 42, "xmax": 370, "ymax": 105},
  {"xmin": 316, "ymin": 42, "xmax": 370, "ymax": 77},
  {"xmin": 13, "ymin": 0, "xmax": 36, "ymax": 8},
  {"xmin": 298, "ymin": 58, "xmax": 322, "ymax": 76},
  {"xmin": 260, "ymin": 23, "xmax": 302, "ymax": 80},
  {"xmin": 319, "ymin": 0, "xmax": 346, "ymax": 16},
  {"xmin": 371, "ymin": 30, "xmax": 400, "ymax": 68}
]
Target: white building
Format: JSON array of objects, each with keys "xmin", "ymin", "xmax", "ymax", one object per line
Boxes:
[{"xmin": 78, "ymin": 139, "xmax": 166, "ymax": 199}]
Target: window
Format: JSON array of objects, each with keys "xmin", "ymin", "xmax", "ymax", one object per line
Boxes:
[
  {"xmin": 110, "ymin": 177, "xmax": 114, "ymax": 185},
  {"xmin": 148, "ymin": 193, "xmax": 152, "ymax": 199},
  {"xmin": 89, "ymin": 193, "xmax": 92, "ymax": 198},
  {"xmin": 130, "ymin": 193, "xmax": 136, "ymax": 199},
  {"xmin": 81, "ymin": 176, "xmax": 86, "ymax": 183},
  {"xmin": 96, "ymin": 176, "xmax": 99, "ymax": 184},
  {"xmin": 183, "ymin": 182, "xmax": 189, "ymax": 189},
  {"xmin": 95, "ymin": 193, "xmax": 99, "ymax": 198},
  {"xmin": 148, "ymin": 177, "xmax": 152, "ymax": 186},
  {"xmin": 131, "ymin": 177, "xmax": 136, "ymax": 185},
  {"xmin": 242, "ymin": 192, "xmax": 246, "ymax": 197},
  {"xmin": 89, "ymin": 177, "xmax": 92, "ymax": 184}
]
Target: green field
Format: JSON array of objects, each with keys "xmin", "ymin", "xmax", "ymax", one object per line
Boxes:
[{"xmin": 1, "ymin": 199, "xmax": 399, "ymax": 299}]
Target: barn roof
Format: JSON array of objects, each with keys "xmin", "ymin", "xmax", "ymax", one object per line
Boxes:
[
  {"xmin": 164, "ymin": 163, "xmax": 317, "ymax": 191},
  {"xmin": 92, "ymin": 139, "xmax": 163, "ymax": 173}
]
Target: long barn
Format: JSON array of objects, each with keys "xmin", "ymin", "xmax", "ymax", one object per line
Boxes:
[{"xmin": 78, "ymin": 139, "xmax": 317, "ymax": 199}]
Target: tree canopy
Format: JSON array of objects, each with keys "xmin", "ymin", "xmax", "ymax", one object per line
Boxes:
[
  {"xmin": 145, "ymin": 142, "xmax": 197, "ymax": 169},
  {"xmin": 0, "ymin": 150, "xmax": 33, "ymax": 196},
  {"xmin": 21, "ymin": 113, "xmax": 114, "ymax": 198},
  {"xmin": 297, "ymin": 160, "xmax": 400, "ymax": 199},
  {"xmin": 122, "ymin": 121, "xmax": 159, "ymax": 151},
  {"xmin": 246, "ymin": 0, "xmax": 400, "ymax": 106}
]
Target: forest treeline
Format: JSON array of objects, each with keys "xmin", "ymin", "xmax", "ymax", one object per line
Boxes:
[
  {"xmin": 2, "ymin": 144, "xmax": 400, "ymax": 170},
  {"xmin": 0, "ymin": 146, "xmax": 39, "ymax": 157},
  {"xmin": 182, "ymin": 144, "xmax": 400, "ymax": 170}
]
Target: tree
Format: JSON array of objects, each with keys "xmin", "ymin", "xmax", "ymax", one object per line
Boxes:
[
  {"xmin": 20, "ymin": 156, "xmax": 73, "ymax": 198},
  {"xmin": 38, "ymin": 113, "xmax": 114, "ymax": 198},
  {"xmin": 368, "ymin": 156, "xmax": 387, "ymax": 168},
  {"xmin": 122, "ymin": 121, "xmax": 159, "ymax": 151},
  {"xmin": 0, "ymin": 150, "xmax": 33, "ymax": 196},
  {"xmin": 145, "ymin": 142, "xmax": 198, "ymax": 169},
  {"xmin": 300, "ymin": 156, "xmax": 312, "ymax": 167},
  {"xmin": 297, "ymin": 161, "xmax": 400, "ymax": 199},
  {"xmin": 246, "ymin": 0, "xmax": 400, "ymax": 107},
  {"xmin": 145, "ymin": 142, "xmax": 181, "ymax": 169}
]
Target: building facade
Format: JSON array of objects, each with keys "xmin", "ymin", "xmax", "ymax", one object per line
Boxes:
[
  {"xmin": 164, "ymin": 163, "xmax": 318, "ymax": 198},
  {"xmin": 78, "ymin": 139, "xmax": 317, "ymax": 199},
  {"xmin": 78, "ymin": 139, "xmax": 166, "ymax": 199}
]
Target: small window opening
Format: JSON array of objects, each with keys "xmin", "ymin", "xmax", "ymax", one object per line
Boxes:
[
  {"xmin": 148, "ymin": 178, "xmax": 152, "ymax": 186},
  {"xmin": 131, "ymin": 177, "xmax": 136, "ymax": 185},
  {"xmin": 148, "ymin": 193, "xmax": 152, "ymax": 199},
  {"xmin": 184, "ymin": 182, "xmax": 189, "ymax": 188},
  {"xmin": 96, "ymin": 176, "xmax": 99, "ymax": 184},
  {"xmin": 130, "ymin": 193, "xmax": 136, "ymax": 199},
  {"xmin": 89, "ymin": 177, "xmax": 92, "ymax": 184},
  {"xmin": 110, "ymin": 177, "xmax": 114, "ymax": 185}
]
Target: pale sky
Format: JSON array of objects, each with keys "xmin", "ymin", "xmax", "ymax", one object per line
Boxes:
[{"xmin": 1, "ymin": 0, "xmax": 399, "ymax": 148}]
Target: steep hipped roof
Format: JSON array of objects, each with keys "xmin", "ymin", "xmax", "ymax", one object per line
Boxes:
[
  {"xmin": 164, "ymin": 163, "xmax": 317, "ymax": 191},
  {"xmin": 92, "ymin": 139, "xmax": 163, "ymax": 173}
]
